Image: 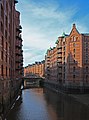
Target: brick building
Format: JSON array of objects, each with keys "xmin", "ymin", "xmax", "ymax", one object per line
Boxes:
[
  {"xmin": 15, "ymin": 11, "xmax": 23, "ymax": 79},
  {"xmin": 45, "ymin": 24, "xmax": 89, "ymax": 92},
  {"xmin": 24, "ymin": 60, "xmax": 45, "ymax": 78},
  {"xmin": 0, "ymin": 0, "xmax": 23, "ymax": 115}
]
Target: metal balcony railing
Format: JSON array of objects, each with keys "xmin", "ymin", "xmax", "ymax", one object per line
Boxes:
[
  {"xmin": 16, "ymin": 28, "xmax": 22, "ymax": 33},
  {"xmin": 14, "ymin": 0, "xmax": 18, "ymax": 4}
]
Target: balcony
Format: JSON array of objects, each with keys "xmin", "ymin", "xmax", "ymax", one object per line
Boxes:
[
  {"xmin": 16, "ymin": 53, "xmax": 20, "ymax": 56},
  {"xmin": 57, "ymin": 56, "xmax": 62, "ymax": 59},
  {"xmin": 16, "ymin": 35, "xmax": 23, "ymax": 41},
  {"xmin": 21, "ymin": 63, "xmax": 23, "ymax": 66},
  {"xmin": 57, "ymin": 52, "xmax": 62, "ymax": 54},
  {"xmin": 20, "ymin": 59, "xmax": 23, "ymax": 62},
  {"xmin": 16, "ymin": 68, "xmax": 20, "ymax": 70},
  {"xmin": 57, "ymin": 61, "xmax": 62, "ymax": 66},
  {"xmin": 59, "ymin": 72, "xmax": 62, "ymax": 75},
  {"xmin": 58, "ymin": 69, "xmax": 62, "ymax": 73},
  {"xmin": 57, "ymin": 46, "xmax": 62, "ymax": 49},
  {"xmin": 19, "ymin": 25, "xmax": 22, "ymax": 29},
  {"xmin": 16, "ymin": 36, "xmax": 19, "ymax": 39},
  {"xmin": 16, "ymin": 60, "xmax": 20, "ymax": 63},
  {"xmin": 20, "ymin": 53, "xmax": 23, "ymax": 56},
  {"xmin": 14, "ymin": 0, "xmax": 18, "ymax": 4},
  {"xmin": 16, "ymin": 66, "xmax": 23, "ymax": 70},
  {"xmin": 16, "ymin": 28, "xmax": 22, "ymax": 33},
  {"xmin": 47, "ymin": 56, "xmax": 50, "ymax": 58},
  {"xmin": 21, "ymin": 50, "xmax": 23, "ymax": 53},
  {"xmin": 16, "ymin": 45, "xmax": 21, "ymax": 49}
]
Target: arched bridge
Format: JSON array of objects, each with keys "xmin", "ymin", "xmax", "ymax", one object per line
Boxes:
[{"xmin": 22, "ymin": 76, "xmax": 44, "ymax": 89}]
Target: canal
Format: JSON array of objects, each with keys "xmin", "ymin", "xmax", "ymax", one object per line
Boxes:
[{"xmin": 6, "ymin": 88, "xmax": 89, "ymax": 120}]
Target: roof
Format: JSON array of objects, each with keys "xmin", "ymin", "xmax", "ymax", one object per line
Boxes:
[
  {"xmin": 62, "ymin": 32, "xmax": 69, "ymax": 38},
  {"xmin": 81, "ymin": 33, "xmax": 89, "ymax": 36}
]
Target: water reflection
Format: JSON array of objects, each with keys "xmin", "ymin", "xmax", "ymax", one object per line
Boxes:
[
  {"xmin": 7, "ymin": 88, "xmax": 89, "ymax": 120},
  {"xmin": 44, "ymin": 88, "xmax": 89, "ymax": 120}
]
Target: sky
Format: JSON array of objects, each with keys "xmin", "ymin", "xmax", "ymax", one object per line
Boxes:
[{"xmin": 16, "ymin": 0, "xmax": 89, "ymax": 67}]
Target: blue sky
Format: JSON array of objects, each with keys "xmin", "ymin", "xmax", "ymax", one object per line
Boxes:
[{"xmin": 16, "ymin": 0, "xmax": 89, "ymax": 66}]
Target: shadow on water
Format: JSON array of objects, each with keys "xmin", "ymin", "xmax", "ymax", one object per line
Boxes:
[{"xmin": 6, "ymin": 88, "xmax": 89, "ymax": 120}]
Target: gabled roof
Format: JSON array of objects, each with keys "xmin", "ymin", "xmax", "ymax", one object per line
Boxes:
[{"xmin": 69, "ymin": 24, "xmax": 80, "ymax": 36}]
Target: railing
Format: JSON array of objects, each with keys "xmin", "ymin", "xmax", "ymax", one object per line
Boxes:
[
  {"xmin": 16, "ymin": 28, "xmax": 22, "ymax": 33},
  {"xmin": 14, "ymin": 0, "xmax": 18, "ymax": 4}
]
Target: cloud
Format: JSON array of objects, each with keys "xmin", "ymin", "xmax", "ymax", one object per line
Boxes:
[
  {"xmin": 16, "ymin": 0, "xmax": 89, "ymax": 66},
  {"xmin": 23, "ymin": 47, "xmax": 45, "ymax": 66}
]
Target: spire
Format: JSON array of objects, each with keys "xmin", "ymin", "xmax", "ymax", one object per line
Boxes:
[{"xmin": 73, "ymin": 23, "xmax": 76, "ymax": 28}]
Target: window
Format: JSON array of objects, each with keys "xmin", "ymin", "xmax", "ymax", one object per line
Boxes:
[
  {"xmin": 9, "ymin": 24, "xmax": 10, "ymax": 33},
  {"xmin": 86, "ymin": 67, "xmax": 88, "ymax": 72},
  {"xmin": 70, "ymin": 37, "xmax": 73, "ymax": 42},
  {"xmin": 6, "ymin": 55, "xmax": 7, "ymax": 62},
  {"xmin": 86, "ymin": 48, "xmax": 88, "ymax": 52},
  {"xmin": 6, "ymin": 42, "xmax": 8, "ymax": 51},
  {"xmin": 73, "ymin": 43, "xmax": 76, "ymax": 47},
  {"xmin": 1, "ymin": 4, "xmax": 4, "ymax": 18},
  {"xmin": 1, "ymin": 65, "xmax": 3, "ymax": 76},
  {"xmin": 63, "ymin": 38, "xmax": 65, "ymax": 42},
  {"xmin": 64, "ymin": 57, "xmax": 65, "ymax": 61},
  {"xmin": 86, "ymin": 55, "xmax": 88, "ymax": 60},
  {"xmin": 6, "ymin": 16, "xmax": 8, "ymax": 28},
  {"xmin": 6, "ymin": 67, "xmax": 7, "ymax": 76},
  {"xmin": 74, "ymin": 60, "xmax": 75, "ymax": 63},
  {"xmin": 74, "ymin": 36, "xmax": 76, "ymax": 41},
  {"xmin": 1, "ymin": 51, "xmax": 3, "ymax": 60},
  {"xmin": 86, "ymin": 60, "xmax": 88, "ymax": 63},
  {"xmin": 73, "ymin": 74, "xmax": 75, "ymax": 78},
  {"xmin": 63, "ymin": 42, "xmax": 65, "ymax": 45},
  {"xmin": 86, "ymin": 75, "xmax": 88, "ymax": 82},
  {"xmin": 64, "ymin": 67, "xmax": 65, "ymax": 72},
  {"xmin": 73, "ymin": 49, "xmax": 75, "ymax": 53},
  {"xmin": 1, "ymin": 22, "xmax": 3, "ymax": 33},
  {"xmin": 74, "ymin": 54, "xmax": 75, "ymax": 58},
  {"xmin": 64, "ymin": 73, "xmax": 65, "ymax": 79},
  {"xmin": 73, "ymin": 66, "xmax": 75, "ymax": 72},
  {"xmin": 86, "ymin": 38, "xmax": 88, "ymax": 42},
  {"xmin": 86, "ymin": 43, "xmax": 88, "ymax": 47},
  {"xmin": 6, "ymin": 1, "xmax": 8, "ymax": 12},
  {"xmin": 1, "ymin": 36, "xmax": 4, "ymax": 47},
  {"xmin": 5, "ymin": 30, "xmax": 7, "ymax": 39}
]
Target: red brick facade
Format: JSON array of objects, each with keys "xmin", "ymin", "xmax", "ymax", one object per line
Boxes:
[
  {"xmin": 24, "ymin": 60, "xmax": 45, "ymax": 78},
  {"xmin": 45, "ymin": 24, "xmax": 89, "ymax": 89},
  {"xmin": 0, "ymin": 0, "xmax": 23, "ymax": 114}
]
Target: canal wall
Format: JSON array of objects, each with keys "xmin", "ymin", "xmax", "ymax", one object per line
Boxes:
[
  {"xmin": 43, "ymin": 80, "xmax": 89, "ymax": 94},
  {"xmin": 43, "ymin": 80, "xmax": 89, "ymax": 107},
  {"xmin": 0, "ymin": 79, "xmax": 22, "ymax": 120}
]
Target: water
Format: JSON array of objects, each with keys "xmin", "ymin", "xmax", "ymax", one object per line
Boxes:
[{"xmin": 6, "ymin": 88, "xmax": 89, "ymax": 120}]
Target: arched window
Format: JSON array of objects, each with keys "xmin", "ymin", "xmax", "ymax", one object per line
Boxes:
[{"xmin": 74, "ymin": 36, "xmax": 76, "ymax": 41}]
